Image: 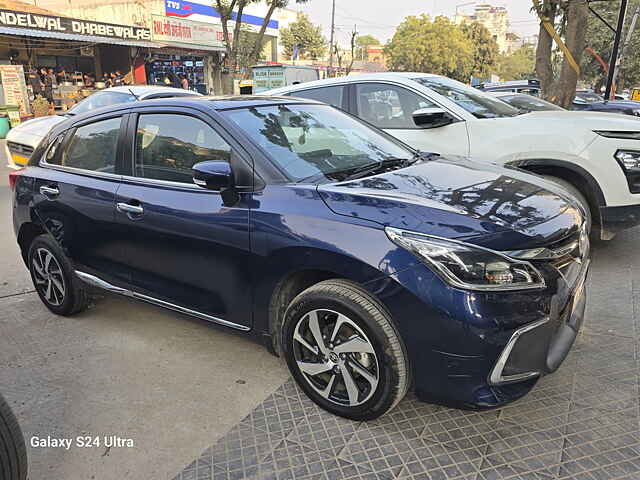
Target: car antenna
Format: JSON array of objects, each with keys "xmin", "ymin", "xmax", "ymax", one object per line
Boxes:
[{"xmin": 128, "ymin": 88, "xmax": 140, "ymax": 101}]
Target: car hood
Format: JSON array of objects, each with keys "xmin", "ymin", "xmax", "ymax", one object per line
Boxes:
[
  {"xmin": 7, "ymin": 115, "xmax": 65, "ymax": 147},
  {"xmin": 318, "ymin": 157, "xmax": 583, "ymax": 250},
  {"xmin": 522, "ymin": 110, "xmax": 640, "ymax": 129}
]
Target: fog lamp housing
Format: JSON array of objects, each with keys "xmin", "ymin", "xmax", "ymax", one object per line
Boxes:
[{"xmin": 615, "ymin": 149, "xmax": 640, "ymax": 193}]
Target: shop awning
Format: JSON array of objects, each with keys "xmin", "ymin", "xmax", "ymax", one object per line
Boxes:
[{"xmin": 0, "ymin": 26, "xmax": 164, "ymax": 48}]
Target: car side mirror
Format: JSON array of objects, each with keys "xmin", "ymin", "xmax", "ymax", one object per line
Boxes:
[
  {"xmin": 412, "ymin": 107, "xmax": 456, "ymax": 129},
  {"xmin": 192, "ymin": 161, "xmax": 234, "ymax": 191}
]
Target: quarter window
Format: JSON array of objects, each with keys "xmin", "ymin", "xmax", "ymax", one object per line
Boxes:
[
  {"xmin": 57, "ymin": 117, "xmax": 121, "ymax": 172},
  {"xmin": 134, "ymin": 114, "xmax": 231, "ymax": 184},
  {"xmin": 287, "ymin": 86, "xmax": 345, "ymax": 109},
  {"xmin": 356, "ymin": 83, "xmax": 435, "ymax": 129}
]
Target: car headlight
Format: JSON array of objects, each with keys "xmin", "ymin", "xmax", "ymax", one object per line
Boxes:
[
  {"xmin": 615, "ymin": 150, "xmax": 640, "ymax": 171},
  {"xmin": 385, "ymin": 227, "xmax": 545, "ymax": 291},
  {"xmin": 594, "ymin": 130, "xmax": 640, "ymax": 140}
]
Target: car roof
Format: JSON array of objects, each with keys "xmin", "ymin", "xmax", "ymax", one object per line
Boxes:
[
  {"xmin": 263, "ymin": 72, "xmax": 440, "ymax": 93},
  {"xmin": 100, "ymin": 85, "xmax": 201, "ymax": 97},
  {"xmin": 62, "ymin": 95, "xmax": 323, "ymax": 122}
]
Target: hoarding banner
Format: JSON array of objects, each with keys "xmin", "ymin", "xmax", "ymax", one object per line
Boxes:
[{"xmin": 151, "ymin": 15, "xmax": 226, "ymax": 49}]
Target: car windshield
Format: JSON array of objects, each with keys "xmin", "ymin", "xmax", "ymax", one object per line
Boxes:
[
  {"xmin": 500, "ymin": 94, "xmax": 565, "ymax": 112},
  {"xmin": 576, "ymin": 92, "xmax": 604, "ymax": 103},
  {"xmin": 413, "ymin": 76, "xmax": 520, "ymax": 119},
  {"xmin": 224, "ymin": 103, "xmax": 414, "ymax": 183},
  {"xmin": 69, "ymin": 91, "xmax": 137, "ymax": 115}
]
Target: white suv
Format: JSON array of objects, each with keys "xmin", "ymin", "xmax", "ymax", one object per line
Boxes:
[{"xmin": 264, "ymin": 73, "xmax": 640, "ymax": 240}]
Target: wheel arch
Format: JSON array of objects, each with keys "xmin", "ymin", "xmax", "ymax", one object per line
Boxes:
[
  {"xmin": 267, "ymin": 268, "xmax": 343, "ymax": 356},
  {"xmin": 16, "ymin": 222, "xmax": 46, "ymax": 265},
  {"xmin": 508, "ymin": 158, "xmax": 606, "ymax": 225}
]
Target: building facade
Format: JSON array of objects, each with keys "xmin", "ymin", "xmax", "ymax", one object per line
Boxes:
[{"xmin": 454, "ymin": 3, "xmax": 511, "ymax": 53}]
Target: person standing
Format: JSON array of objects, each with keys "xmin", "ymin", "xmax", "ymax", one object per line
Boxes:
[
  {"xmin": 180, "ymin": 74, "xmax": 189, "ymax": 90},
  {"xmin": 28, "ymin": 67, "xmax": 44, "ymax": 99},
  {"xmin": 43, "ymin": 68, "xmax": 54, "ymax": 105}
]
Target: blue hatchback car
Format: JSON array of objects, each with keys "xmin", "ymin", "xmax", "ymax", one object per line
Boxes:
[{"xmin": 10, "ymin": 96, "xmax": 589, "ymax": 420}]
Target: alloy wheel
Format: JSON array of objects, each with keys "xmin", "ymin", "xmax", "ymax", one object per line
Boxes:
[
  {"xmin": 292, "ymin": 309, "xmax": 379, "ymax": 407},
  {"xmin": 32, "ymin": 247, "xmax": 66, "ymax": 306}
]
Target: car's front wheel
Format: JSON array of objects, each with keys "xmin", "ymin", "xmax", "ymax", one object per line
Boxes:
[
  {"xmin": 543, "ymin": 176, "xmax": 593, "ymax": 235},
  {"xmin": 282, "ymin": 279, "xmax": 409, "ymax": 420}
]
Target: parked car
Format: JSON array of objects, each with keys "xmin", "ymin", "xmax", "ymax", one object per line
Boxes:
[
  {"xmin": 5, "ymin": 86, "xmax": 202, "ymax": 169},
  {"xmin": 264, "ymin": 73, "xmax": 640, "ymax": 240},
  {"xmin": 572, "ymin": 91, "xmax": 640, "ymax": 116},
  {"xmin": 488, "ymin": 92, "xmax": 565, "ymax": 113},
  {"xmin": 11, "ymin": 96, "xmax": 589, "ymax": 420},
  {"xmin": 479, "ymin": 81, "xmax": 640, "ymax": 116},
  {"xmin": 0, "ymin": 393, "xmax": 28, "ymax": 480}
]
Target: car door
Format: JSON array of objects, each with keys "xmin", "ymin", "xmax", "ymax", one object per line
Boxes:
[
  {"xmin": 32, "ymin": 114, "xmax": 131, "ymax": 284},
  {"xmin": 351, "ymin": 82, "xmax": 470, "ymax": 156},
  {"xmin": 114, "ymin": 107, "xmax": 253, "ymax": 329}
]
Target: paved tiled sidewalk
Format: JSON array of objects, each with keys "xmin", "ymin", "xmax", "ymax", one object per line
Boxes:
[{"xmin": 173, "ymin": 230, "xmax": 640, "ymax": 480}]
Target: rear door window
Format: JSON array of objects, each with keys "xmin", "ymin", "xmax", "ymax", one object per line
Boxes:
[
  {"xmin": 51, "ymin": 117, "xmax": 122, "ymax": 173},
  {"xmin": 286, "ymin": 86, "xmax": 345, "ymax": 109}
]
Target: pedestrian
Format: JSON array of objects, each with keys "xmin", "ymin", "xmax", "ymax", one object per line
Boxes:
[
  {"xmin": 43, "ymin": 68, "xmax": 54, "ymax": 105},
  {"xmin": 180, "ymin": 74, "xmax": 189, "ymax": 90},
  {"xmin": 27, "ymin": 67, "xmax": 44, "ymax": 99}
]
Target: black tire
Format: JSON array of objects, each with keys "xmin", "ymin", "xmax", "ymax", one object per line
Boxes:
[
  {"xmin": 0, "ymin": 393, "xmax": 27, "ymax": 480},
  {"xmin": 543, "ymin": 176, "xmax": 595, "ymax": 237},
  {"xmin": 282, "ymin": 279, "xmax": 409, "ymax": 420},
  {"xmin": 27, "ymin": 234, "xmax": 89, "ymax": 316}
]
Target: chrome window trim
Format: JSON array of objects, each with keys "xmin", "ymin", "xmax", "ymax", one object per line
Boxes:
[
  {"xmin": 38, "ymin": 160, "xmax": 123, "ymax": 181},
  {"xmin": 119, "ymin": 173, "xmax": 217, "ymax": 191},
  {"xmin": 75, "ymin": 271, "xmax": 250, "ymax": 332},
  {"xmin": 488, "ymin": 317, "xmax": 550, "ymax": 385}
]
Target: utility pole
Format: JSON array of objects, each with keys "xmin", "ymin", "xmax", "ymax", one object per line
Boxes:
[
  {"xmin": 328, "ymin": 0, "xmax": 336, "ymax": 78},
  {"xmin": 605, "ymin": 0, "xmax": 628, "ymax": 100},
  {"xmin": 612, "ymin": 3, "xmax": 640, "ymax": 94}
]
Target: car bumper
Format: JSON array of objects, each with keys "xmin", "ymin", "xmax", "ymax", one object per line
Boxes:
[
  {"xmin": 371, "ymin": 257, "xmax": 589, "ymax": 410},
  {"xmin": 600, "ymin": 203, "xmax": 640, "ymax": 235}
]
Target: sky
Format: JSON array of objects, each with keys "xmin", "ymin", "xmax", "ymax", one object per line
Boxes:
[{"xmin": 293, "ymin": 0, "xmax": 540, "ymax": 47}]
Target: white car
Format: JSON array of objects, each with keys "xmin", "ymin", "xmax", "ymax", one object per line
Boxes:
[
  {"xmin": 264, "ymin": 73, "xmax": 640, "ymax": 240},
  {"xmin": 6, "ymin": 85, "xmax": 201, "ymax": 169}
]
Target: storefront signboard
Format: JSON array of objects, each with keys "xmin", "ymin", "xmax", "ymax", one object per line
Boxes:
[
  {"xmin": 0, "ymin": 9, "xmax": 151, "ymax": 41},
  {"xmin": 151, "ymin": 15, "xmax": 226, "ymax": 49},
  {"xmin": 0, "ymin": 64, "xmax": 30, "ymax": 117}
]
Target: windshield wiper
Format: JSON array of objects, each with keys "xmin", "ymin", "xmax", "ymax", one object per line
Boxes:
[{"xmin": 342, "ymin": 155, "xmax": 419, "ymax": 181}]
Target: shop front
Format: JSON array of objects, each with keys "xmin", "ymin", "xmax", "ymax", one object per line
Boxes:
[
  {"xmin": 0, "ymin": 4, "xmax": 159, "ymax": 113},
  {"xmin": 149, "ymin": 15, "xmax": 226, "ymax": 94}
]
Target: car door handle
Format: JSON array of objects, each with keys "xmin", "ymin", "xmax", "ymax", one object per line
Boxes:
[
  {"xmin": 39, "ymin": 185, "xmax": 60, "ymax": 198},
  {"xmin": 117, "ymin": 202, "xmax": 144, "ymax": 215}
]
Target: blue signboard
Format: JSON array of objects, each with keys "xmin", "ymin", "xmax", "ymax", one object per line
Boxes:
[{"xmin": 164, "ymin": 0, "xmax": 278, "ymax": 29}]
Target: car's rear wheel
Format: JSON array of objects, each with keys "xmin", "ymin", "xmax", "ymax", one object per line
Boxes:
[
  {"xmin": 282, "ymin": 279, "xmax": 409, "ymax": 420},
  {"xmin": 0, "ymin": 393, "xmax": 28, "ymax": 480},
  {"xmin": 28, "ymin": 234, "xmax": 88, "ymax": 316}
]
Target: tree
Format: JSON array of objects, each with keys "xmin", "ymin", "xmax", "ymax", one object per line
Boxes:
[
  {"xmin": 459, "ymin": 21, "xmax": 499, "ymax": 78},
  {"xmin": 496, "ymin": 44, "xmax": 536, "ymax": 80},
  {"xmin": 385, "ymin": 15, "xmax": 474, "ymax": 82},
  {"xmin": 214, "ymin": 0, "xmax": 309, "ymax": 93},
  {"xmin": 581, "ymin": 0, "xmax": 640, "ymax": 93},
  {"xmin": 354, "ymin": 34, "xmax": 380, "ymax": 60},
  {"xmin": 534, "ymin": 0, "xmax": 589, "ymax": 107},
  {"xmin": 279, "ymin": 13, "xmax": 327, "ymax": 60}
]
